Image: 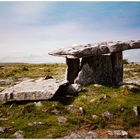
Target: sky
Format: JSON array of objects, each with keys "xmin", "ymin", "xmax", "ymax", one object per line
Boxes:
[{"xmin": 0, "ymin": 1, "xmax": 140, "ymax": 63}]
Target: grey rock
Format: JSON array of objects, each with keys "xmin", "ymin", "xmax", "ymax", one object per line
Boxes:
[
  {"xmin": 67, "ymin": 105, "xmax": 85, "ymax": 116},
  {"xmin": 135, "ymin": 134, "xmax": 140, "ymax": 138},
  {"xmin": 121, "ymin": 84, "xmax": 139, "ymax": 92},
  {"xmin": 92, "ymin": 115, "xmax": 98, "ymax": 120},
  {"xmin": 28, "ymin": 121, "xmax": 45, "ymax": 126},
  {"xmin": 63, "ymin": 131, "xmax": 98, "ymax": 139},
  {"xmin": 34, "ymin": 101, "xmax": 42, "ymax": 107},
  {"xmin": 0, "ymin": 87, "xmax": 5, "ymax": 92},
  {"xmin": 66, "ymin": 84, "xmax": 81, "ymax": 94},
  {"xmin": 0, "ymin": 127, "xmax": 5, "ymax": 133},
  {"xmin": 13, "ymin": 130, "xmax": 24, "ymax": 138},
  {"xmin": 94, "ymin": 84, "xmax": 103, "ymax": 87},
  {"xmin": 102, "ymin": 94, "xmax": 111, "ymax": 100},
  {"xmin": 0, "ymin": 78, "xmax": 13, "ymax": 85},
  {"xmin": 75, "ymin": 54, "xmax": 116, "ymax": 86},
  {"xmin": 96, "ymin": 94, "xmax": 111, "ymax": 104},
  {"xmin": 67, "ymin": 104, "xmax": 78, "ymax": 111},
  {"xmin": 102, "ymin": 111, "xmax": 113, "ymax": 121},
  {"xmin": 57, "ymin": 116, "xmax": 67, "ymax": 125},
  {"xmin": 133, "ymin": 106, "xmax": 140, "ymax": 116},
  {"xmin": 0, "ymin": 118, "xmax": 8, "ymax": 121},
  {"xmin": 107, "ymin": 130, "xmax": 129, "ymax": 138},
  {"xmin": 49, "ymin": 40, "xmax": 140, "ymax": 59},
  {"xmin": 79, "ymin": 107, "xmax": 85, "ymax": 115},
  {"xmin": 75, "ymin": 63, "xmax": 94, "ymax": 86},
  {"xmin": 0, "ymin": 78, "xmax": 78, "ymax": 103}
]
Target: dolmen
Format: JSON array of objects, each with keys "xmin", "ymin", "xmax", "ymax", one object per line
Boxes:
[{"xmin": 49, "ymin": 40, "xmax": 140, "ymax": 86}]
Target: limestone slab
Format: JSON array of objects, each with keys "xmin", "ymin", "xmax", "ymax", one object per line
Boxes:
[
  {"xmin": 0, "ymin": 78, "xmax": 71, "ymax": 103},
  {"xmin": 49, "ymin": 40, "xmax": 140, "ymax": 58}
]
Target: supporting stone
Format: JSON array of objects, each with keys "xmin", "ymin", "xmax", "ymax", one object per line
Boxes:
[
  {"xmin": 75, "ymin": 55, "xmax": 113, "ymax": 86},
  {"xmin": 111, "ymin": 51, "xmax": 123, "ymax": 85},
  {"xmin": 66, "ymin": 58, "xmax": 80, "ymax": 83}
]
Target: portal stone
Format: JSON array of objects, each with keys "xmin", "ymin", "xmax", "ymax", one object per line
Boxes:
[{"xmin": 66, "ymin": 58, "xmax": 80, "ymax": 83}]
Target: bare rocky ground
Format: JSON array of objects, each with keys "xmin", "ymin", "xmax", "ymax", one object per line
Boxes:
[{"xmin": 0, "ymin": 62, "xmax": 139, "ymax": 138}]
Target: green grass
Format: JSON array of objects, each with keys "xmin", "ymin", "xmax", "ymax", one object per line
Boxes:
[
  {"xmin": 0, "ymin": 63, "xmax": 66, "ymax": 79},
  {"xmin": 0, "ymin": 63, "xmax": 140, "ymax": 138}
]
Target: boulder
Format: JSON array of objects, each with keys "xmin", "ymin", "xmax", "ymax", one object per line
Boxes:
[{"xmin": 0, "ymin": 78, "xmax": 79, "ymax": 103}]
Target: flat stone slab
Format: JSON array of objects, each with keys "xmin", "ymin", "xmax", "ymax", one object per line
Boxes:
[
  {"xmin": 49, "ymin": 40, "xmax": 140, "ymax": 58},
  {"xmin": 0, "ymin": 78, "xmax": 69, "ymax": 103}
]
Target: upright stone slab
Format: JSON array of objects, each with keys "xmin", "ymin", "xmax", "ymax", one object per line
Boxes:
[
  {"xmin": 111, "ymin": 52, "xmax": 123, "ymax": 85},
  {"xmin": 66, "ymin": 58, "xmax": 80, "ymax": 83},
  {"xmin": 76, "ymin": 55, "xmax": 113, "ymax": 86}
]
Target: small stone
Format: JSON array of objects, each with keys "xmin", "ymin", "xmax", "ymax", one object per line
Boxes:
[
  {"xmin": 0, "ymin": 118, "xmax": 8, "ymax": 121},
  {"xmin": 102, "ymin": 111, "xmax": 113, "ymax": 121},
  {"xmin": 133, "ymin": 106, "xmax": 140, "ymax": 116},
  {"xmin": 89, "ymin": 99, "xmax": 96, "ymax": 103},
  {"xmin": 92, "ymin": 115, "xmax": 98, "ymax": 120},
  {"xmin": 57, "ymin": 116, "xmax": 67, "ymax": 125},
  {"xmin": 99, "ymin": 94, "xmax": 111, "ymax": 102},
  {"xmin": 86, "ymin": 131, "xmax": 98, "ymax": 138},
  {"xmin": 63, "ymin": 131, "xmax": 98, "ymax": 139},
  {"xmin": 120, "ymin": 107, "xmax": 125, "ymax": 112},
  {"xmin": 0, "ymin": 79, "xmax": 13, "ymax": 85},
  {"xmin": 121, "ymin": 130, "xmax": 128, "ymax": 136},
  {"xmin": 107, "ymin": 130, "xmax": 129, "ymax": 138},
  {"xmin": 66, "ymin": 84, "xmax": 81, "ymax": 94},
  {"xmin": 122, "ymin": 84, "xmax": 139, "ymax": 92},
  {"xmin": 79, "ymin": 107, "xmax": 85, "ymax": 115},
  {"xmin": 28, "ymin": 121, "xmax": 45, "ymax": 126},
  {"xmin": 67, "ymin": 105, "xmax": 84, "ymax": 116},
  {"xmin": 13, "ymin": 130, "xmax": 24, "ymax": 138},
  {"xmin": 34, "ymin": 101, "xmax": 42, "ymax": 107},
  {"xmin": 0, "ymin": 127, "xmax": 5, "ymax": 133},
  {"xmin": 103, "ymin": 94, "xmax": 111, "ymax": 99},
  {"xmin": 51, "ymin": 109, "xmax": 60, "ymax": 115},
  {"xmin": 94, "ymin": 84, "xmax": 103, "ymax": 87},
  {"xmin": 67, "ymin": 105, "xmax": 77, "ymax": 111},
  {"xmin": 135, "ymin": 134, "xmax": 140, "ymax": 138}
]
